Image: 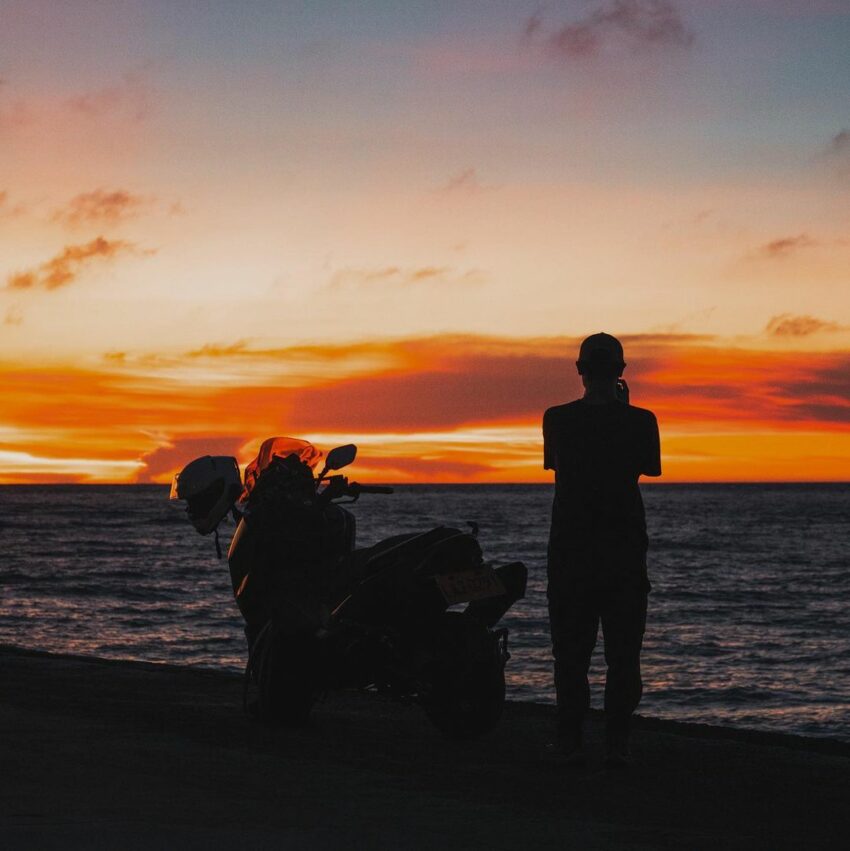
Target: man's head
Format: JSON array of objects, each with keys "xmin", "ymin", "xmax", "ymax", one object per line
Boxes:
[{"xmin": 576, "ymin": 332, "xmax": 626, "ymax": 380}]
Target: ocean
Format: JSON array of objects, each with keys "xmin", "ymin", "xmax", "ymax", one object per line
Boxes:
[{"xmin": 2, "ymin": 483, "xmax": 848, "ymax": 742}]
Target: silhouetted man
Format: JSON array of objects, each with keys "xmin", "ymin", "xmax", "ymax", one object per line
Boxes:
[{"xmin": 543, "ymin": 333, "xmax": 660, "ymax": 766}]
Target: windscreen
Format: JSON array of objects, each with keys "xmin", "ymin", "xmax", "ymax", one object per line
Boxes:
[{"xmin": 241, "ymin": 436, "xmax": 323, "ymax": 499}]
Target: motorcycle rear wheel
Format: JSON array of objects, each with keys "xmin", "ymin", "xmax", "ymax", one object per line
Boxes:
[{"xmin": 422, "ymin": 614, "xmax": 506, "ymax": 740}]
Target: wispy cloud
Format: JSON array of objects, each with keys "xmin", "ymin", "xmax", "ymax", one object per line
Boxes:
[
  {"xmin": 826, "ymin": 128, "xmax": 850, "ymax": 177},
  {"xmin": 0, "ymin": 70, "xmax": 154, "ymax": 134},
  {"xmin": 523, "ymin": 9, "xmax": 544, "ymax": 42},
  {"xmin": 328, "ymin": 265, "xmax": 482, "ymax": 290},
  {"xmin": 66, "ymin": 70, "xmax": 154, "ymax": 122},
  {"xmin": 439, "ymin": 167, "xmax": 484, "ymax": 194},
  {"xmin": 5, "ymin": 237, "xmax": 143, "ymax": 291},
  {"xmin": 759, "ymin": 233, "xmax": 817, "ymax": 259},
  {"xmin": 765, "ymin": 314, "xmax": 844, "ymax": 337},
  {"xmin": 525, "ymin": 1, "xmax": 695, "ymax": 61},
  {"xmin": 52, "ymin": 189, "xmax": 148, "ymax": 227}
]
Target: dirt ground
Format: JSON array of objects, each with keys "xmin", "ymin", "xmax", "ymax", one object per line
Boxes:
[{"xmin": 2, "ymin": 646, "xmax": 848, "ymax": 850}]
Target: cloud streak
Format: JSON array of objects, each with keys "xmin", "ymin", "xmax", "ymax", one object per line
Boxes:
[
  {"xmin": 526, "ymin": 1, "xmax": 695, "ymax": 61},
  {"xmin": 328, "ymin": 266, "xmax": 482, "ymax": 290},
  {"xmin": 766, "ymin": 314, "xmax": 844, "ymax": 337},
  {"xmin": 5, "ymin": 237, "xmax": 141, "ymax": 291},
  {"xmin": 439, "ymin": 167, "xmax": 484, "ymax": 194},
  {"xmin": 759, "ymin": 234, "xmax": 817, "ymax": 259}
]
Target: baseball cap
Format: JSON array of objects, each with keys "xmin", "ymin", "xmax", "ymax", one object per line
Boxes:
[{"xmin": 576, "ymin": 332, "xmax": 626, "ymax": 375}]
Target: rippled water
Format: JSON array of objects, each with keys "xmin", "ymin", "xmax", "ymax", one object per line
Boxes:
[{"xmin": 2, "ymin": 484, "xmax": 848, "ymax": 741}]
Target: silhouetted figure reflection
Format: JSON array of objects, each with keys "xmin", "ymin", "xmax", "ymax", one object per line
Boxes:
[{"xmin": 543, "ymin": 333, "xmax": 661, "ymax": 767}]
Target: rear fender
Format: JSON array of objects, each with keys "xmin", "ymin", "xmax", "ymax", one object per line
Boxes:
[{"xmin": 463, "ymin": 561, "xmax": 527, "ymax": 628}]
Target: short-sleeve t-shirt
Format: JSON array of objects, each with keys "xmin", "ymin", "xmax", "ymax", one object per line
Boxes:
[{"xmin": 543, "ymin": 400, "xmax": 660, "ymax": 558}]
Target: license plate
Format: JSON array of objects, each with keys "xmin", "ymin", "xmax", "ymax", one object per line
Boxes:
[{"xmin": 435, "ymin": 568, "xmax": 506, "ymax": 604}]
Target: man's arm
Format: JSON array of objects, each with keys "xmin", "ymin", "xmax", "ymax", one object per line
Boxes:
[
  {"xmin": 641, "ymin": 411, "xmax": 662, "ymax": 477},
  {"xmin": 543, "ymin": 408, "xmax": 555, "ymax": 471}
]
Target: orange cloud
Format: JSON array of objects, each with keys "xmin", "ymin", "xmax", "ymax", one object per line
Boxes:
[
  {"xmin": 353, "ymin": 455, "xmax": 492, "ymax": 482},
  {"xmin": 2, "ymin": 334, "xmax": 849, "ymax": 484},
  {"xmin": 760, "ymin": 234, "xmax": 817, "ymax": 258},
  {"xmin": 5, "ymin": 237, "xmax": 140, "ymax": 291},
  {"xmin": 52, "ymin": 189, "xmax": 148, "ymax": 227},
  {"xmin": 640, "ymin": 348, "xmax": 850, "ymax": 427}
]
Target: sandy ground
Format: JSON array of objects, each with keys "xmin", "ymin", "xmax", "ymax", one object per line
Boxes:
[{"xmin": 1, "ymin": 646, "xmax": 848, "ymax": 850}]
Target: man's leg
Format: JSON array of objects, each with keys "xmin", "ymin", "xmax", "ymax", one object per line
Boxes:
[
  {"xmin": 548, "ymin": 586, "xmax": 599, "ymax": 747},
  {"xmin": 600, "ymin": 581, "xmax": 648, "ymax": 759}
]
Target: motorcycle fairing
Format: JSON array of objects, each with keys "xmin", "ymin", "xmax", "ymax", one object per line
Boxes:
[{"xmin": 330, "ymin": 526, "xmax": 485, "ymax": 626}]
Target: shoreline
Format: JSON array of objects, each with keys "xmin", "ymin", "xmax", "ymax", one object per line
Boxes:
[
  {"xmin": 3, "ymin": 645, "xmax": 849, "ymax": 849},
  {"xmin": 4, "ymin": 643, "xmax": 849, "ymax": 755}
]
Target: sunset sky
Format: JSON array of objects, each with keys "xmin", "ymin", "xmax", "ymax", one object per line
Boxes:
[{"xmin": 2, "ymin": 1, "xmax": 849, "ymax": 483}]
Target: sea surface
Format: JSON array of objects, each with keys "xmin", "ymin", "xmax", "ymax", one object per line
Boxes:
[{"xmin": 2, "ymin": 483, "xmax": 848, "ymax": 741}]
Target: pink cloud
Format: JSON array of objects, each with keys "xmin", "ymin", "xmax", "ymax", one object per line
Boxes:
[{"xmin": 529, "ymin": 1, "xmax": 695, "ymax": 62}]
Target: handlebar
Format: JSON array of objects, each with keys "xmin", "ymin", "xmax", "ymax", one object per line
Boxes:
[
  {"xmin": 349, "ymin": 482, "xmax": 394, "ymax": 496},
  {"xmin": 318, "ymin": 477, "xmax": 394, "ymax": 503}
]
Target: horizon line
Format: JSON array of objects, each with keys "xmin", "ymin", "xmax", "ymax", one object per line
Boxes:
[{"xmin": 2, "ymin": 480, "xmax": 849, "ymax": 487}]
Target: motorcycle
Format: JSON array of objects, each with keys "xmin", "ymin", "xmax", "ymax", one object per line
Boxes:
[{"xmin": 171, "ymin": 436, "xmax": 527, "ymax": 739}]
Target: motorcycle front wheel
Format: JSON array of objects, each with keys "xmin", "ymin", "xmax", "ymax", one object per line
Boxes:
[
  {"xmin": 422, "ymin": 613, "xmax": 506, "ymax": 740},
  {"xmin": 251, "ymin": 623, "xmax": 318, "ymax": 727}
]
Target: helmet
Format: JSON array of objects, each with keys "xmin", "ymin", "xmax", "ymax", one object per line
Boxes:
[
  {"xmin": 576, "ymin": 332, "xmax": 626, "ymax": 377},
  {"xmin": 170, "ymin": 455, "xmax": 242, "ymax": 535}
]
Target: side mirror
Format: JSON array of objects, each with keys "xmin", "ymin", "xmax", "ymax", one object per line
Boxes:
[{"xmin": 324, "ymin": 443, "xmax": 357, "ymax": 472}]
